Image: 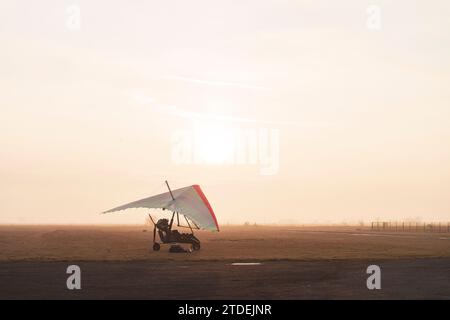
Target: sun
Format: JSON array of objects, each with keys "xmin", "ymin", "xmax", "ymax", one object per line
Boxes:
[{"xmin": 194, "ymin": 123, "xmax": 235, "ymax": 165}]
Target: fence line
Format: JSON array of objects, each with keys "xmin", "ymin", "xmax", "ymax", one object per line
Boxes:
[{"xmin": 370, "ymin": 221, "xmax": 450, "ymax": 233}]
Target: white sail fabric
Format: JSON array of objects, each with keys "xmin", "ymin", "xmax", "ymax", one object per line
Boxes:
[{"xmin": 103, "ymin": 185, "xmax": 219, "ymax": 231}]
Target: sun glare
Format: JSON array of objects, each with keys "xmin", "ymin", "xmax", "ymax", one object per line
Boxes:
[{"xmin": 194, "ymin": 123, "xmax": 235, "ymax": 165}]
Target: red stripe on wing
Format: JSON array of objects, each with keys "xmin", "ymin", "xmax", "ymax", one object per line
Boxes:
[{"xmin": 193, "ymin": 185, "xmax": 219, "ymax": 231}]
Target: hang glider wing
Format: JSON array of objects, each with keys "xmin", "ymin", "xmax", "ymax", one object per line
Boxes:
[{"xmin": 103, "ymin": 185, "xmax": 219, "ymax": 231}]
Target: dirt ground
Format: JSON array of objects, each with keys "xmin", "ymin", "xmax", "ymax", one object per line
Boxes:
[
  {"xmin": 1, "ymin": 225, "xmax": 449, "ymax": 261},
  {"xmin": 0, "ymin": 225, "xmax": 449, "ymax": 299}
]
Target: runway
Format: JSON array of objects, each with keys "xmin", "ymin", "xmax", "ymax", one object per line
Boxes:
[{"xmin": 1, "ymin": 258, "xmax": 450, "ymax": 299}]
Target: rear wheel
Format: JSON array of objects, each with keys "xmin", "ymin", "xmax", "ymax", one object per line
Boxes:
[
  {"xmin": 192, "ymin": 242, "xmax": 200, "ymax": 251},
  {"xmin": 153, "ymin": 243, "xmax": 160, "ymax": 251}
]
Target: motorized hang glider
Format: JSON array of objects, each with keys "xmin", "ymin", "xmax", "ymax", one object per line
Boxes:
[{"xmin": 103, "ymin": 181, "xmax": 219, "ymax": 251}]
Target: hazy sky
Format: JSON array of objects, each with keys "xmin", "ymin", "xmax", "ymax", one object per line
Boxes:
[{"xmin": 1, "ymin": 1, "xmax": 450, "ymax": 224}]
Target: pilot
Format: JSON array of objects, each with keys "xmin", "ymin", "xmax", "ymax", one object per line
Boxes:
[{"xmin": 156, "ymin": 218, "xmax": 191, "ymax": 242}]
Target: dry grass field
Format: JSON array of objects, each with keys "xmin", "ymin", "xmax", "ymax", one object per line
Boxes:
[{"xmin": 1, "ymin": 225, "xmax": 449, "ymax": 262}]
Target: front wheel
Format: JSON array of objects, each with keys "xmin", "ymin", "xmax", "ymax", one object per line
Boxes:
[
  {"xmin": 153, "ymin": 243, "xmax": 161, "ymax": 251},
  {"xmin": 192, "ymin": 242, "xmax": 200, "ymax": 251}
]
